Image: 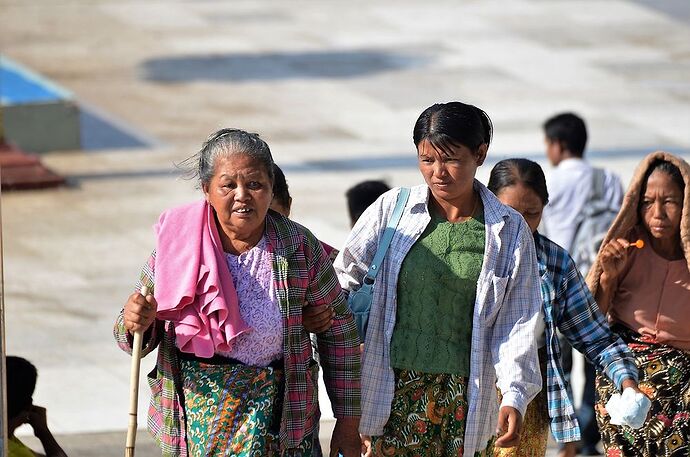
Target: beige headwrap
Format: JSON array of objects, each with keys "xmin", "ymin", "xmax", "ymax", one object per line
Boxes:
[{"xmin": 586, "ymin": 151, "xmax": 690, "ymax": 295}]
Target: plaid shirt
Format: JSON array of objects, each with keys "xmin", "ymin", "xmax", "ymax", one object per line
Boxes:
[
  {"xmin": 114, "ymin": 210, "xmax": 361, "ymax": 456},
  {"xmin": 334, "ymin": 183, "xmax": 543, "ymax": 455},
  {"xmin": 535, "ymin": 233, "xmax": 638, "ymax": 443}
]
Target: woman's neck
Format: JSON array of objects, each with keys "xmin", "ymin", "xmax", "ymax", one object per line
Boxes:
[
  {"xmin": 430, "ymin": 190, "xmax": 479, "ymax": 223},
  {"xmin": 649, "ymin": 234, "xmax": 684, "ymax": 261},
  {"xmin": 220, "ymin": 224, "xmax": 265, "ymax": 255}
]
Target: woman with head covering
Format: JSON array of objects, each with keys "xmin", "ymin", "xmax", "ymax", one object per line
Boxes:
[
  {"xmin": 487, "ymin": 158, "xmax": 641, "ymax": 457},
  {"xmin": 334, "ymin": 102, "xmax": 543, "ymax": 456},
  {"xmin": 587, "ymin": 151, "xmax": 690, "ymax": 456},
  {"xmin": 114, "ymin": 129, "xmax": 362, "ymax": 456}
]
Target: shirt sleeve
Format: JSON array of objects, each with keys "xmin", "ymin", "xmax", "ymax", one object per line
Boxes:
[
  {"xmin": 332, "ymin": 193, "xmax": 386, "ymax": 295},
  {"xmin": 492, "ymin": 218, "xmax": 543, "ymax": 417},
  {"xmin": 305, "ymin": 232, "xmax": 362, "ymax": 418},
  {"xmin": 557, "ymin": 255, "xmax": 638, "ymax": 390},
  {"xmin": 113, "ymin": 251, "xmax": 162, "ymax": 357}
]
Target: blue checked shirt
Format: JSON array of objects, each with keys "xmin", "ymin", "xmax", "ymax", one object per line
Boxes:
[
  {"xmin": 334, "ymin": 182, "xmax": 543, "ymax": 455},
  {"xmin": 535, "ymin": 232, "xmax": 638, "ymax": 443}
]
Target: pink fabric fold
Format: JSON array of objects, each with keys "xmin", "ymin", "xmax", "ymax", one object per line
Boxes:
[{"xmin": 154, "ymin": 200, "xmax": 250, "ymax": 358}]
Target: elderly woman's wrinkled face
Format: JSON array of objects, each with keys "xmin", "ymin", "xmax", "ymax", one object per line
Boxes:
[
  {"xmin": 640, "ymin": 170, "xmax": 683, "ymax": 241},
  {"xmin": 203, "ymin": 153, "xmax": 273, "ymax": 240}
]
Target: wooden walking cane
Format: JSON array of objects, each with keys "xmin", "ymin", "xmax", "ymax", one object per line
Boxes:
[
  {"xmin": 125, "ymin": 285, "xmax": 150, "ymax": 457},
  {"xmin": 0, "ymin": 154, "xmax": 8, "ymax": 457}
]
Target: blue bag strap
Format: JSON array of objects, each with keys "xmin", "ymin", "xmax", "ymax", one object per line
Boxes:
[{"xmin": 364, "ymin": 187, "xmax": 410, "ymax": 281}]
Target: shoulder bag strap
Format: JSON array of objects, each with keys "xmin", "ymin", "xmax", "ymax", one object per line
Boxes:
[{"xmin": 363, "ymin": 187, "xmax": 410, "ymax": 283}]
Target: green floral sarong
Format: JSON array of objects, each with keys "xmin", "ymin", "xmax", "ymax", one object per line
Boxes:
[
  {"xmin": 180, "ymin": 359, "xmax": 319, "ymax": 456},
  {"xmin": 371, "ymin": 369, "xmax": 494, "ymax": 457}
]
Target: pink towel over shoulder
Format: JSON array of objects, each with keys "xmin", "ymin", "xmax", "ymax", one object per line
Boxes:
[{"xmin": 154, "ymin": 200, "xmax": 250, "ymax": 357}]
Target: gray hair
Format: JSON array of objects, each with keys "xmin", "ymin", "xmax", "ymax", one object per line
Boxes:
[{"xmin": 180, "ymin": 128, "xmax": 275, "ymax": 187}]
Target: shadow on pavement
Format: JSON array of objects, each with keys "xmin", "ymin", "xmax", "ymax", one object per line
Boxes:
[{"xmin": 141, "ymin": 49, "xmax": 431, "ymax": 82}]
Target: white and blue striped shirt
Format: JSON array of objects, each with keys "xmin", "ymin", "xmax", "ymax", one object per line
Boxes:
[
  {"xmin": 334, "ymin": 182, "xmax": 543, "ymax": 455},
  {"xmin": 535, "ymin": 232, "xmax": 637, "ymax": 443}
]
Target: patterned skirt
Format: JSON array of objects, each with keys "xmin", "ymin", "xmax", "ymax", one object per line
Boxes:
[
  {"xmin": 370, "ymin": 369, "xmax": 494, "ymax": 457},
  {"xmin": 494, "ymin": 348, "xmax": 549, "ymax": 457},
  {"xmin": 595, "ymin": 325, "xmax": 690, "ymax": 457},
  {"xmin": 180, "ymin": 358, "xmax": 320, "ymax": 457}
]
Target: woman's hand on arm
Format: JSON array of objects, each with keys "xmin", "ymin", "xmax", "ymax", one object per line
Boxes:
[
  {"xmin": 303, "ymin": 304, "xmax": 335, "ymax": 333},
  {"xmin": 123, "ymin": 291, "xmax": 158, "ymax": 334},
  {"xmin": 494, "ymin": 406, "xmax": 523, "ymax": 448}
]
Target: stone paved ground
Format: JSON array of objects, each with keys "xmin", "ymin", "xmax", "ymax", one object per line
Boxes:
[
  {"xmin": 15, "ymin": 422, "xmax": 565, "ymax": 457},
  {"xmin": 16, "ymin": 426, "xmax": 565, "ymax": 457},
  {"xmin": 1, "ymin": 0, "xmax": 689, "ymax": 455}
]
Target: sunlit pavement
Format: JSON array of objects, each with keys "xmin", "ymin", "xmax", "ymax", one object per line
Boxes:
[{"xmin": 1, "ymin": 0, "xmax": 688, "ymax": 455}]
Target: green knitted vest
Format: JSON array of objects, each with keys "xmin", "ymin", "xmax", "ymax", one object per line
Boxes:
[{"xmin": 390, "ymin": 206, "xmax": 485, "ymax": 376}]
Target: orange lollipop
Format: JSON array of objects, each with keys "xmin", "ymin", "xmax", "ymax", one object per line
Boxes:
[{"xmin": 630, "ymin": 239, "xmax": 644, "ymax": 249}]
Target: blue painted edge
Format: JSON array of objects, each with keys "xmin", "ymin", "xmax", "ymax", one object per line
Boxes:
[{"xmin": 0, "ymin": 54, "xmax": 73, "ymax": 105}]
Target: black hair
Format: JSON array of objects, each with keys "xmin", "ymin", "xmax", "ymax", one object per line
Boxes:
[
  {"xmin": 487, "ymin": 158, "xmax": 549, "ymax": 205},
  {"xmin": 413, "ymin": 102, "xmax": 493, "ymax": 157},
  {"xmin": 346, "ymin": 180, "xmax": 391, "ymax": 225},
  {"xmin": 543, "ymin": 112, "xmax": 587, "ymax": 157},
  {"xmin": 641, "ymin": 159, "xmax": 686, "ymax": 199},
  {"xmin": 271, "ymin": 163, "xmax": 291, "ymax": 209},
  {"xmin": 6, "ymin": 356, "xmax": 37, "ymax": 420}
]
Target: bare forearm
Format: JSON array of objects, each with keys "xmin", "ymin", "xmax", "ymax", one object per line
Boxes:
[{"xmin": 35, "ymin": 428, "xmax": 67, "ymax": 457}]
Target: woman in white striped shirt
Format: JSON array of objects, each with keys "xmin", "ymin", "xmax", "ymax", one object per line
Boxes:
[{"xmin": 334, "ymin": 101, "xmax": 543, "ymax": 457}]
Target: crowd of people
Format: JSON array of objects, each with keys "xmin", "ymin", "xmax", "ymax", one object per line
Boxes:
[{"xmin": 11, "ymin": 100, "xmax": 683, "ymax": 456}]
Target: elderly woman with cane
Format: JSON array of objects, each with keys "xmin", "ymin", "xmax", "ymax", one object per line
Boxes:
[
  {"xmin": 335, "ymin": 101, "xmax": 543, "ymax": 456},
  {"xmin": 114, "ymin": 128, "xmax": 362, "ymax": 456},
  {"xmin": 587, "ymin": 151, "xmax": 690, "ymax": 457}
]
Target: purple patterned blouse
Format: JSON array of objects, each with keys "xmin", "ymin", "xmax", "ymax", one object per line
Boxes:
[{"xmin": 217, "ymin": 236, "xmax": 283, "ymax": 366}]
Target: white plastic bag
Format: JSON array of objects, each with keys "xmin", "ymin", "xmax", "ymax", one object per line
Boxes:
[{"xmin": 605, "ymin": 387, "xmax": 651, "ymax": 429}]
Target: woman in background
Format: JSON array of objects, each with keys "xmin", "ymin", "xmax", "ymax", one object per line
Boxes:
[
  {"xmin": 487, "ymin": 158, "xmax": 641, "ymax": 457},
  {"xmin": 587, "ymin": 151, "xmax": 690, "ymax": 456}
]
